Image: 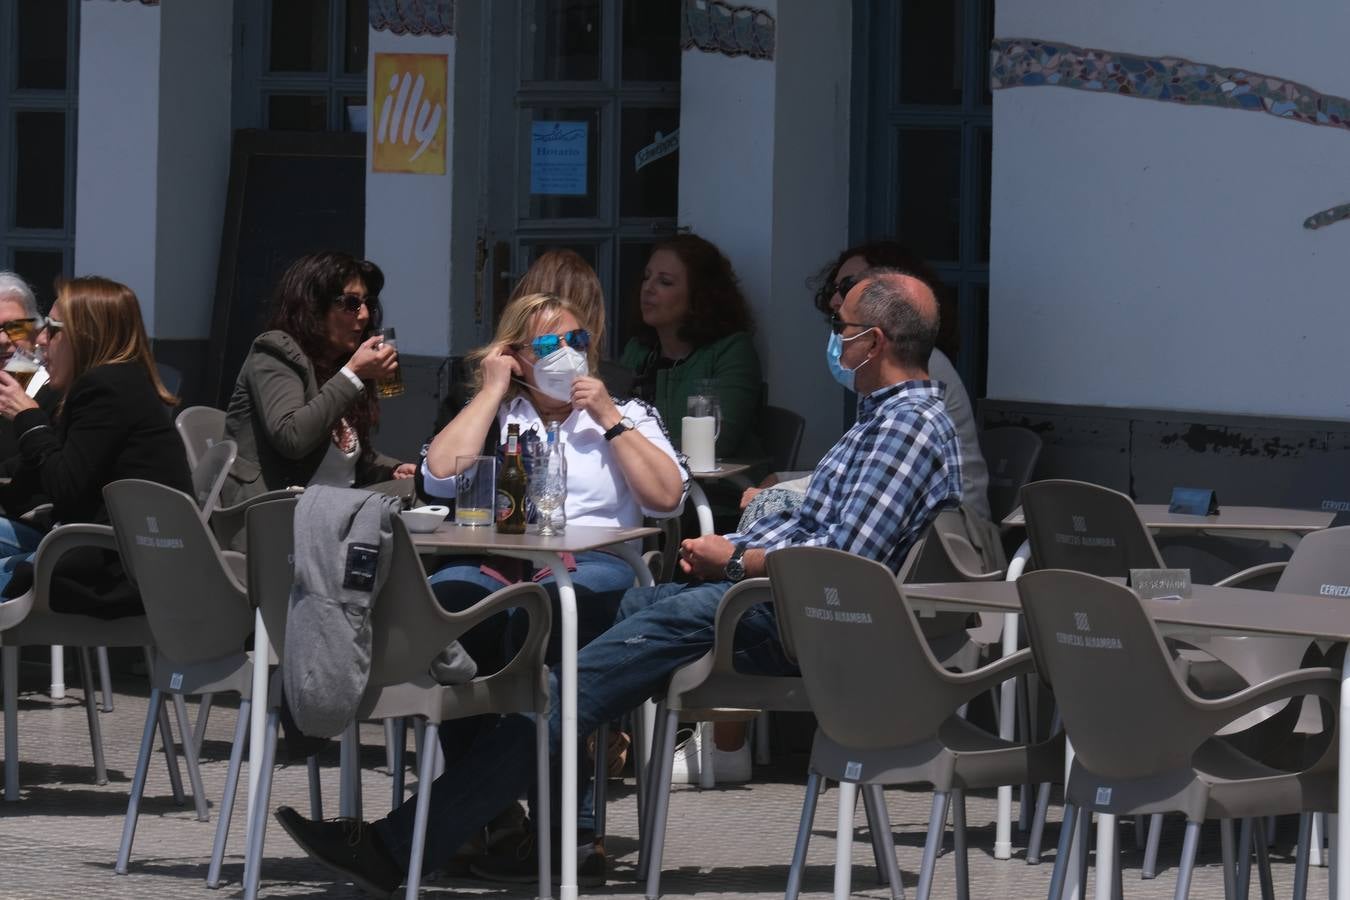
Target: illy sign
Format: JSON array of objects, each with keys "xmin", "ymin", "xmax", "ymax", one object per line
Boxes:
[{"xmin": 372, "ymin": 52, "xmax": 448, "ymax": 175}]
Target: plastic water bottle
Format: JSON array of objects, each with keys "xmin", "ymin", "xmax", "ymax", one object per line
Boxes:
[{"xmin": 546, "ymin": 422, "xmax": 568, "ymax": 533}]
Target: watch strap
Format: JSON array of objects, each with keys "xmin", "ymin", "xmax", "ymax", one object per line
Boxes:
[{"xmin": 603, "ymin": 418, "xmax": 633, "ymax": 441}]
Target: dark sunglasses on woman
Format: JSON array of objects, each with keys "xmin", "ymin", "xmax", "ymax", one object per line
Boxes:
[{"xmin": 333, "ymin": 293, "xmax": 378, "ymax": 314}]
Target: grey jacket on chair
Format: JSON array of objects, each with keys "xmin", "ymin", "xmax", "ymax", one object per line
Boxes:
[
  {"xmin": 284, "ymin": 485, "xmax": 400, "ymax": 738},
  {"xmin": 221, "ymin": 330, "xmax": 401, "ymax": 507}
]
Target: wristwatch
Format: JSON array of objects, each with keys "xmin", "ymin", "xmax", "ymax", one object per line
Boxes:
[
  {"xmin": 603, "ymin": 416, "xmax": 635, "ymax": 441},
  {"xmin": 724, "ymin": 545, "xmax": 748, "ymax": 582}
]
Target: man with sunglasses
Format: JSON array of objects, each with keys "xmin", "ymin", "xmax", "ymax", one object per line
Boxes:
[
  {"xmin": 0, "ymin": 273, "xmax": 58, "ymax": 521},
  {"xmin": 275, "ymin": 269, "xmax": 963, "ymax": 896}
]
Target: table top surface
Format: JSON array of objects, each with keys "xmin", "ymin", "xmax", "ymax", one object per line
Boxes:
[
  {"xmin": 688, "ymin": 460, "xmax": 754, "ymax": 480},
  {"xmin": 904, "ymin": 579, "xmax": 1350, "ymax": 642},
  {"xmin": 1001, "ymin": 503, "xmax": 1335, "ymax": 533},
  {"xmin": 410, "ymin": 522, "xmax": 658, "ymax": 553}
]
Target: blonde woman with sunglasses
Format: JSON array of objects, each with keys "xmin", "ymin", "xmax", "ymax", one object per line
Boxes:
[{"xmin": 221, "ymin": 251, "xmax": 415, "ymax": 511}]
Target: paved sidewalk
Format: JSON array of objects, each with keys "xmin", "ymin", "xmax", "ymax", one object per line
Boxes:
[{"xmin": 0, "ymin": 662, "xmax": 1329, "ymax": 898}]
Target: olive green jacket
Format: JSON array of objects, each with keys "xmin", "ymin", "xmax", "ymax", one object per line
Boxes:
[
  {"xmin": 220, "ymin": 330, "xmax": 400, "ymax": 506},
  {"xmin": 620, "ymin": 331, "xmax": 764, "ymax": 460}
]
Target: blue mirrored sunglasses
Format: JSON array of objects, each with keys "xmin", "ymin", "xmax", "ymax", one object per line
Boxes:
[{"xmin": 527, "ymin": 328, "xmax": 590, "ymax": 358}]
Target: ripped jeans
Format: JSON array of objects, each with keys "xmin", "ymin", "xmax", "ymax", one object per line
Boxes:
[{"xmin": 374, "ymin": 578, "xmax": 799, "ymax": 870}]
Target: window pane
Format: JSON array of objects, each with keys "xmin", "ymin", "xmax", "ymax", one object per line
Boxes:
[
  {"xmin": 966, "ymin": 283, "xmax": 989, "ymax": 398},
  {"xmin": 526, "ymin": 107, "xmax": 601, "ymax": 219},
  {"xmin": 13, "ymin": 111, "xmax": 66, "ymax": 230},
  {"xmin": 898, "ymin": 0, "xmax": 963, "ymax": 105},
  {"xmin": 269, "ymin": 0, "xmax": 329, "ymax": 73},
  {"xmin": 344, "ymin": 0, "xmax": 369, "ymax": 74},
  {"xmin": 268, "ymin": 94, "xmax": 329, "ymax": 131},
  {"xmin": 10, "ymin": 249, "xmax": 64, "ymax": 313},
  {"xmin": 979, "ymin": 0, "xmax": 995, "ymax": 107},
  {"xmin": 622, "ymin": 0, "xmax": 680, "ymax": 82},
  {"xmin": 524, "ymin": 0, "xmax": 602, "ymax": 82},
  {"xmin": 17, "ymin": 0, "xmax": 68, "ymax": 90},
  {"xmin": 895, "ymin": 128, "xmax": 961, "ymax": 262},
  {"xmin": 619, "ymin": 106, "xmax": 679, "ymax": 218},
  {"xmin": 976, "ymin": 127, "xmax": 991, "ymax": 262},
  {"xmin": 343, "ymin": 95, "xmax": 368, "ymax": 132}
]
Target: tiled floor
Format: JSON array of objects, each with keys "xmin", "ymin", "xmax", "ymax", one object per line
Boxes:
[{"xmin": 0, "ymin": 660, "xmax": 1328, "ymax": 898}]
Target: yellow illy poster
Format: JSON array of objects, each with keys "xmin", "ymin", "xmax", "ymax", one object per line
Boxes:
[{"xmin": 372, "ymin": 53, "xmax": 447, "ymax": 175}]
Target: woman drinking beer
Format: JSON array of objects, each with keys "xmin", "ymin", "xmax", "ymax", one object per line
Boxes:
[
  {"xmin": 221, "ymin": 250, "xmax": 414, "ymax": 508},
  {"xmin": 0, "ymin": 276, "xmax": 192, "ymax": 611}
]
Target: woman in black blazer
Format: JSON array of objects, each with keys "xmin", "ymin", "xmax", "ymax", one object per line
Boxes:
[{"xmin": 0, "ymin": 276, "xmax": 192, "ymax": 616}]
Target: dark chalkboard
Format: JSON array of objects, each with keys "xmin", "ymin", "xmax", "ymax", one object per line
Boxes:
[{"xmin": 208, "ymin": 130, "xmax": 366, "ymax": 407}]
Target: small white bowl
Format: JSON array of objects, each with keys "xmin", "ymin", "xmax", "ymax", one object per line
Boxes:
[{"xmin": 400, "ymin": 505, "xmax": 449, "ymax": 533}]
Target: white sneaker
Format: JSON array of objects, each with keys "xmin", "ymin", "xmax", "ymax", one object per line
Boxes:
[{"xmin": 668, "ymin": 725, "xmax": 752, "ymax": 785}]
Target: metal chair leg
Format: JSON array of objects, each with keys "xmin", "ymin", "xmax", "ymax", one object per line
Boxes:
[
  {"xmin": 866, "ymin": 784, "xmax": 905, "ymax": 900},
  {"xmin": 149, "ymin": 668, "xmax": 186, "ymax": 804},
  {"xmin": 242, "ymin": 708, "xmax": 280, "ymax": 900},
  {"xmin": 307, "ymin": 755, "xmax": 323, "ymax": 820},
  {"xmin": 916, "ymin": 791, "xmax": 950, "ymax": 900},
  {"xmin": 1173, "ymin": 820, "xmax": 1201, "ymax": 900},
  {"xmin": 593, "ymin": 722, "xmax": 609, "ymax": 847},
  {"xmin": 534, "ymin": 712, "xmax": 552, "ymax": 900},
  {"xmin": 953, "ymin": 789, "xmax": 970, "ymax": 900},
  {"xmin": 1293, "ymin": 813, "xmax": 1312, "ymax": 900},
  {"xmin": 833, "ymin": 780, "xmax": 859, "ymax": 900},
  {"xmin": 403, "ymin": 719, "xmax": 439, "ymax": 900},
  {"xmin": 1237, "ymin": 817, "xmax": 1253, "ymax": 900},
  {"xmin": 637, "ymin": 704, "xmax": 673, "ymax": 879},
  {"xmin": 1047, "ymin": 803, "xmax": 1080, "ymax": 900},
  {"xmin": 208, "ymin": 698, "xmax": 250, "ymax": 888},
  {"xmin": 389, "ymin": 717, "xmax": 406, "ymax": 809},
  {"xmin": 786, "ymin": 771, "xmax": 823, "ymax": 900},
  {"xmin": 172, "ymin": 692, "xmax": 209, "ymax": 821},
  {"xmin": 78, "ymin": 648, "xmax": 107, "ymax": 785},
  {"xmin": 114, "ymin": 687, "xmax": 163, "ymax": 874},
  {"xmin": 1028, "ymin": 782, "xmax": 1053, "ymax": 864},
  {"xmin": 1221, "ymin": 818, "xmax": 1238, "ymax": 900},
  {"xmin": 862, "ymin": 782, "xmax": 888, "ymax": 885},
  {"xmin": 2, "ymin": 645, "xmax": 18, "ymax": 801},
  {"xmin": 194, "ymin": 693, "xmax": 213, "ymax": 756},
  {"xmin": 643, "ymin": 708, "xmax": 681, "ymax": 899},
  {"xmin": 1253, "ymin": 819, "xmax": 1275, "ymax": 900},
  {"xmin": 1142, "ymin": 813, "xmax": 1163, "ymax": 879},
  {"xmin": 96, "ymin": 646, "xmax": 114, "ymax": 712}
]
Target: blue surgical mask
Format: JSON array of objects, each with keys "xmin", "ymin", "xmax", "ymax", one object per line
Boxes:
[{"xmin": 825, "ymin": 330, "xmax": 873, "ymax": 391}]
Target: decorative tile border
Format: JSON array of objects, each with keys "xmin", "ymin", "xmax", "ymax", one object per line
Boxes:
[
  {"xmin": 681, "ymin": 0, "xmax": 774, "ymax": 61},
  {"xmin": 369, "ymin": 0, "xmax": 454, "ymax": 37},
  {"xmin": 992, "ymin": 38, "xmax": 1350, "ymax": 229}
]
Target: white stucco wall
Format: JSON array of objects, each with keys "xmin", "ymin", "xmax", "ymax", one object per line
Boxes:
[
  {"xmin": 364, "ymin": 29, "xmax": 456, "ymax": 359},
  {"xmin": 74, "ymin": 1, "xmax": 161, "ymax": 315},
  {"xmin": 989, "ymin": 0, "xmax": 1350, "ymax": 420},
  {"xmin": 679, "ymin": 0, "xmax": 852, "ymax": 463}
]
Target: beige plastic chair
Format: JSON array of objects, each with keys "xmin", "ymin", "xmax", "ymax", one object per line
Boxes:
[
  {"xmin": 238, "ymin": 497, "xmax": 554, "ymax": 900},
  {"xmin": 103, "ymin": 479, "xmax": 253, "ymax": 882},
  {"xmin": 1017, "ymin": 569, "xmax": 1338, "ymax": 900},
  {"xmin": 175, "ymin": 405, "xmax": 226, "ymax": 471},
  {"xmin": 769, "ymin": 547, "xmax": 1062, "ymax": 900},
  {"xmin": 980, "ymin": 426, "xmax": 1042, "ymax": 525},
  {"xmin": 191, "ymin": 439, "xmax": 237, "ymax": 519}
]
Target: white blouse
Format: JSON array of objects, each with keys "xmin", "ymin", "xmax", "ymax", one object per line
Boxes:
[{"xmin": 422, "ymin": 395, "xmax": 688, "ymax": 527}]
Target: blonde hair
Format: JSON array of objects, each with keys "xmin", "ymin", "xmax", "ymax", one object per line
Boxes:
[
  {"xmin": 508, "ymin": 250, "xmax": 605, "ymax": 349},
  {"xmin": 56, "ymin": 276, "xmax": 177, "ymax": 405},
  {"xmin": 468, "ymin": 292, "xmax": 597, "ymax": 401}
]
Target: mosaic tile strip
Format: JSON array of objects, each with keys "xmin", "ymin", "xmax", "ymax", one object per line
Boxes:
[
  {"xmin": 369, "ymin": 0, "xmax": 454, "ymax": 37},
  {"xmin": 992, "ymin": 38, "xmax": 1350, "ymax": 228},
  {"xmin": 681, "ymin": 0, "xmax": 775, "ymax": 61}
]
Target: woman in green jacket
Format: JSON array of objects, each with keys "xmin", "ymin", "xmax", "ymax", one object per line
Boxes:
[{"xmin": 619, "ymin": 233, "xmax": 764, "ymax": 461}]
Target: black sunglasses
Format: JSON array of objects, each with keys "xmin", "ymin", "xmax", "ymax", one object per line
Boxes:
[
  {"xmin": 829, "ymin": 312, "xmax": 875, "ymax": 336},
  {"xmin": 333, "ymin": 292, "xmax": 379, "ymax": 314},
  {"xmin": 832, "ymin": 275, "xmax": 860, "ymax": 301}
]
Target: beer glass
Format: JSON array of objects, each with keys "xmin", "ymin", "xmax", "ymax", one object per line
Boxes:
[
  {"xmin": 3, "ymin": 348, "xmax": 40, "ymax": 391},
  {"xmin": 454, "ymin": 455, "xmax": 496, "ymax": 526},
  {"xmin": 376, "ymin": 327, "xmax": 406, "ymax": 398}
]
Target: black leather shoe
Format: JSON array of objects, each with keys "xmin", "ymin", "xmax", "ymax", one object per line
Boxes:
[
  {"xmin": 274, "ymin": 806, "xmax": 404, "ymax": 898},
  {"xmin": 469, "ymin": 829, "xmax": 606, "ymax": 887}
]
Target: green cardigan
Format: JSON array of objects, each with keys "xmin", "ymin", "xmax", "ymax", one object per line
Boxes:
[{"xmin": 620, "ymin": 331, "xmax": 764, "ymax": 461}]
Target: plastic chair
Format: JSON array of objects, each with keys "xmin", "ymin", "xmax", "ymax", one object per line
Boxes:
[
  {"xmin": 981, "ymin": 426, "xmax": 1042, "ymax": 525},
  {"xmin": 237, "ymin": 497, "xmax": 554, "ymax": 900},
  {"xmin": 760, "ymin": 404, "xmax": 805, "ymax": 472},
  {"xmin": 1017, "ymin": 569, "xmax": 1338, "ymax": 900},
  {"xmin": 191, "ymin": 439, "xmax": 237, "ymax": 519},
  {"xmin": 103, "ymin": 479, "xmax": 253, "ymax": 880},
  {"xmin": 770, "ymin": 547, "xmax": 1063, "ymax": 900},
  {"xmin": 174, "ymin": 406, "xmax": 226, "ymax": 471}
]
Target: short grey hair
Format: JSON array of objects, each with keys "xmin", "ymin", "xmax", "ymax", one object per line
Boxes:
[
  {"xmin": 0, "ymin": 271, "xmax": 38, "ymax": 319},
  {"xmin": 855, "ymin": 267, "xmax": 939, "ymax": 368}
]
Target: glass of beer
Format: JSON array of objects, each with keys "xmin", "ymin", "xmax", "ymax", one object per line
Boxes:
[
  {"xmin": 454, "ymin": 455, "xmax": 496, "ymax": 526},
  {"xmin": 376, "ymin": 327, "xmax": 405, "ymax": 398},
  {"xmin": 4, "ymin": 348, "xmax": 40, "ymax": 391}
]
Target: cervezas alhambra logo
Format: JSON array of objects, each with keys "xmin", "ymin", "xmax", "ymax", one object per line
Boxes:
[{"xmin": 372, "ymin": 52, "xmax": 448, "ymax": 175}]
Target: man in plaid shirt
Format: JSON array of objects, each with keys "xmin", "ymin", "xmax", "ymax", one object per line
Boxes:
[{"xmin": 276, "ymin": 270, "xmax": 964, "ymax": 894}]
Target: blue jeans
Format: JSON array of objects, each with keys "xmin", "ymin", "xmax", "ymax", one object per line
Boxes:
[
  {"xmin": 0, "ymin": 517, "xmax": 43, "ymax": 597},
  {"xmin": 374, "ymin": 578, "xmax": 799, "ymax": 871},
  {"xmin": 423, "ymin": 551, "xmax": 638, "ymax": 835}
]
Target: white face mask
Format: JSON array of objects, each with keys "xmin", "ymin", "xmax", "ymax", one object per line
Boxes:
[{"xmin": 531, "ymin": 345, "xmax": 589, "ymax": 402}]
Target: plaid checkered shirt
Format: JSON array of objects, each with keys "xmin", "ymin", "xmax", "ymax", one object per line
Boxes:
[{"xmin": 728, "ymin": 380, "xmax": 963, "ymax": 574}]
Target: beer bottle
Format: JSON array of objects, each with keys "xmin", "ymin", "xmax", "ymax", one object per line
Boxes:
[{"xmin": 496, "ymin": 423, "xmax": 528, "ymax": 534}]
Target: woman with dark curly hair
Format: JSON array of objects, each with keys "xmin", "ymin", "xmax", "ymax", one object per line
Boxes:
[
  {"xmin": 619, "ymin": 233, "xmax": 764, "ymax": 460},
  {"xmin": 220, "ymin": 250, "xmax": 414, "ymax": 508}
]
